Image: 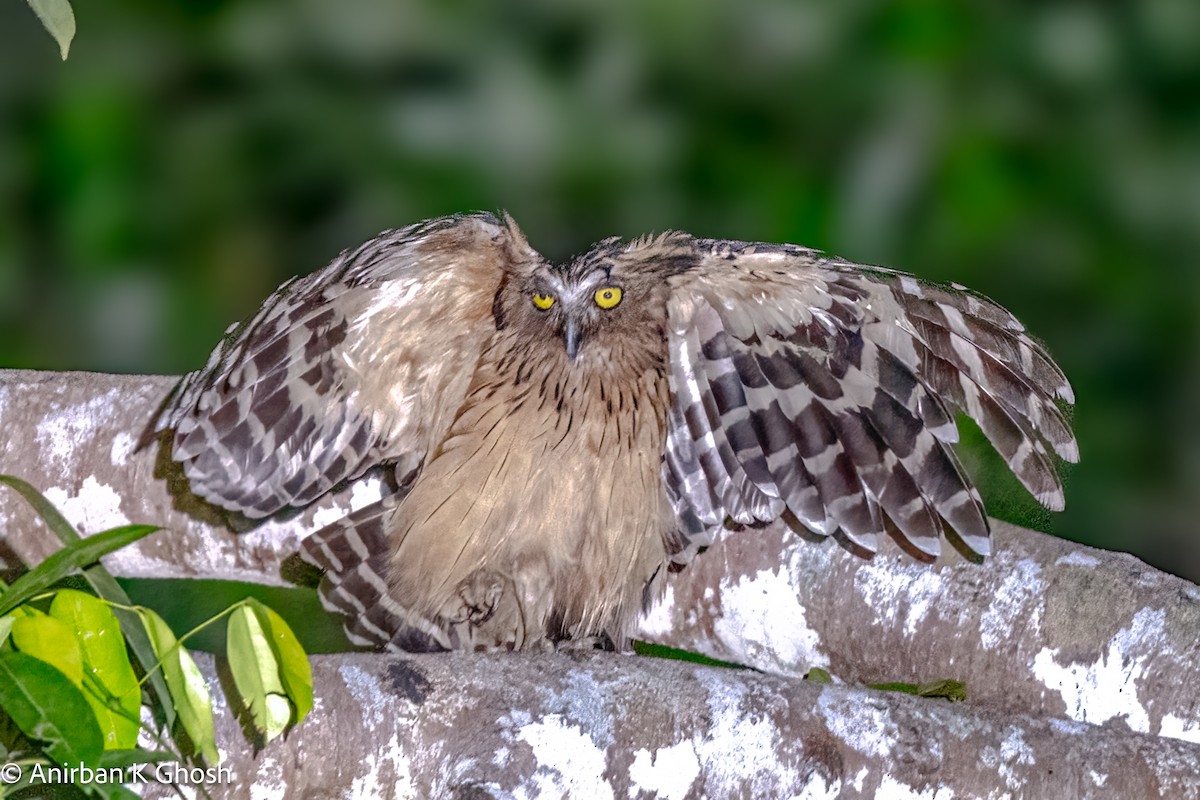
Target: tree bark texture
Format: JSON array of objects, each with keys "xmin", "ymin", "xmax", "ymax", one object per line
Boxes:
[{"xmin": 2, "ymin": 369, "xmax": 1198, "ymax": 798}]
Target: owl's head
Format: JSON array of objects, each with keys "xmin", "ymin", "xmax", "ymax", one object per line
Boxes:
[{"xmin": 494, "ymin": 218, "xmax": 696, "ymax": 369}]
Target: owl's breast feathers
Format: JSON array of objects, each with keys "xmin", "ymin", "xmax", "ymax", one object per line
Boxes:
[{"xmin": 385, "ymin": 330, "xmax": 674, "ymax": 648}]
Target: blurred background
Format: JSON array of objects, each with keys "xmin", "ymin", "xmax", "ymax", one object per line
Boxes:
[{"xmin": 1, "ymin": 0, "xmax": 1197, "ymax": 583}]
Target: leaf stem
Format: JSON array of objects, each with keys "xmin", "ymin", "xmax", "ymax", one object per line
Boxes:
[{"xmin": 132, "ymin": 599, "xmax": 251, "ymax": 688}]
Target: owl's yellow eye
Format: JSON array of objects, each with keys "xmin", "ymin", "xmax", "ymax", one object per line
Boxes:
[
  {"xmin": 532, "ymin": 292, "xmax": 555, "ymax": 311},
  {"xmin": 594, "ymin": 286, "xmax": 623, "ymax": 309}
]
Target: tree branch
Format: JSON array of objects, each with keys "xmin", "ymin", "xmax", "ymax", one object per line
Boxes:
[
  {"xmin": 2, "ymin": 368, "xmax": 1198, "ymax": 797},
  {"xmin": 133, "ymin": 651, "xmax": 1199, "ymax": 800}
]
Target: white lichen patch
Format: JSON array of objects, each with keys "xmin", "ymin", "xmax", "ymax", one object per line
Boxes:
[
  {"xmin": 628, "ymin": 741, "xmax": 701, "ymax": 800},
  {"xmin": 793, "ymin": 774, "xmax": 842, "ymax": 800},
  {"xmin": 338, "ymin": 664, "xmax": 418, "ymax": 798},
  {"xmin": 1031, "ymin": 607, "xmax": 1166, "ymax": 732},
  {"xmin": 816, "ymin": 690, "xmax": 896, "ymax": 760},
  {"xmin": 710, "ymin": 565, "xmax": 827, "ymax": 676},
  {"xmin": 877, "ymin": 774, "xmax": 957, "ymax": 799},
  {"xmin": 979, "ymin": 559, "xmax": 1044, "ymax": 650},
  {"xmin": 348, "ymin": 737, "xmax": 417, "ymax": 800},
  {"xmin": 900, "ymin": 571, "xmax": 944, "ymax": 636},
  {"xmin": 248, "ymin": 752, "xmax": 287, "ymax": 800},
  {"xmin": 35, "ymin": 389, "xmax": 121, "ymax": 470},
  {"xmin": 981, "ymin": 727, "xmax": 1034, "ymax": 791},
  {"xmin": 853, "ymin": 559, "xmax": 945, "ymax": 636},
  {"xmin": 510, "ymin": 714, "xmax": 614, "ymax": 800},
  {"xmin": 43, "ymin": 477, "xmax": 130, "ymax": 534},
  {"xmin": 1160, "ymin": 713, "xmax": 1200, "ymax": 744},
  {"xmin": 109, "ymin": 431, "xmax": 135, "ymax": 466},
  {"xmin": 1048, "ymin": 717, "xmax": 1089, "ymax": 736},
  {"xmin": 339, "ymin": 664, "xmax": 388, "ymax": 725},
  {"xmin": 636, "ymin": 583, "xmax": 677, "ymax": 639},
  {"xmin": 1054, "ymin": 550, "xmax": 1101, "ymax": 568},
  {"xmin": 694, "ymin": 672, "xmax": 828, "ymax": 798},
  {"xmin": 812, "ymin": 774, "xmax": 851, "ymax": 800},
  {"xmin": 1088, "ymin": 770, "xmax": 1109, "ymax": 787},
  {"xmin": 554, "ymin": 671, "xmax": 615, "ymax": 749}
]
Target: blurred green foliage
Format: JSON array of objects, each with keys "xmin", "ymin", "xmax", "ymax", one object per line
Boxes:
[{"xmin": 1, "ymin": 1, "xmax": 1197, "ymax": 581}]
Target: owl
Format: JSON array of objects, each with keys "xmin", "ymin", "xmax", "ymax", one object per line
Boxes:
[{"xmin": 160, "ymin": 212, "xmax": 1077, "ymax": 652}]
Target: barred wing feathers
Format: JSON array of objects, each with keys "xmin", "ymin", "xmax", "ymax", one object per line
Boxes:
[
  {"xmin": 663, "ymin": 241, "xmax": 1077, "ymax": 563},
  {"xmin": 160, "ymin": 213, "xmax": 522, "ymax": 517}
]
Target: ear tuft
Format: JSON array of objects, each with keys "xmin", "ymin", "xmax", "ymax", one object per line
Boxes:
[{"xmin": 499, "ymin": 210, "xmax": 538, "ymax": 263}]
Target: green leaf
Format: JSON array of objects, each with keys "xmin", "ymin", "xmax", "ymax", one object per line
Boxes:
[
  {"xmin": 804, "ymin": 667, "xmax": 833, "ymax": 684},
  {"xmin": 0, "ymin": 524, "xmax": 159, "ymax": 617},
  {"xmin": 915, "ymin": 679, "xmax": 967, "ymax": 701},
  {"xmin": 870, "ymin": 681, "xmax": 919, "ymax": 695},
  {"xmin": 106, "ymin": 600, "xmax": 176, "ymax": 734},
  {"xmin": 11, "ymin": 614, "xmax": 83, "ymax": 685},
  {"xmin": 25, "ymin": 0, "xmax": 76, "ymax": 59},
  {"xmin": 0, "ymin": 649, "xmax": 104, "ymax": 767},
  {"xmin": 248, "ymin": 599, "xmax": 313, "ymax": 723},
  {"xmin": 633, "ymin": 640, "xmax": 748, "ymax": 670},
  {"xmin": 0, "ymin": 476, "xmax": 173, "ymax": 730},
  {"xmin": 139, "ymin": 609, "xmax": 218, "ymax": 764},
  {"xmin": 227, "ymin": 604, "xmax": 290, "ymax": 742},
  {"xmin": 51, "ymin": 590, "xmax": 142, "ymax": 749},
  {"xmin": 868, "ymin": 679, "xmax": 967, "ymax": 701},
  {"xmin": 0, "ymin": 614, "xmax": 13, "ymax": 647}
]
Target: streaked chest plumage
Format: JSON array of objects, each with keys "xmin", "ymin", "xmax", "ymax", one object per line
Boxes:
[{"xmin": 383, "ymin": 330, "xmax": 674, "ymax": 648}]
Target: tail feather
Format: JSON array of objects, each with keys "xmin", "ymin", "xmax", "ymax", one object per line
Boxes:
[{"xmin": 299, "ymin": 495, "xmax": 454, "ymax": 652}]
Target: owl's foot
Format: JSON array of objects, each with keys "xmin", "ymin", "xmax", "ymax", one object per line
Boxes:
[
  {"xmin": 443, "ymin": 570, "xmax": 531, "ymax": 651},
  {"xmin": 445, "ymin": 570, "xmax": 506, "ymax": 626}
]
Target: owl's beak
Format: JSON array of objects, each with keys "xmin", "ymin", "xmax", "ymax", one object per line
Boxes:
[{"xmin": 564, "ymin": 319, "xmax": 582, "ymax": 360}]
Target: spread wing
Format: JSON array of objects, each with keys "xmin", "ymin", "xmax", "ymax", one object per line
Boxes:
[
  {"xmin": 661, "ymin": 239, "xmax": 1077, "ymax": 562},
  {"xmin": 161, "ymin": 212, "xmax": 531, "ymax": 517}
]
